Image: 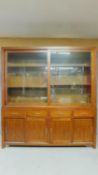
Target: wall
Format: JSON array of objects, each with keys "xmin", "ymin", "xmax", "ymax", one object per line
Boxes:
[
  {"xmin": 0, "ymin": 37, "xmax": 98, "ymax": 139},
  {"xmin": 96, "ymin": 54, "xmax": 98, "ymax": 134},
  {"xmin": 0, "ymin": 48, "xmax": 1, "ymax": 139}
]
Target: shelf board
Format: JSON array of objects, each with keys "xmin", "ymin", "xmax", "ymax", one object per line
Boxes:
[
  {"xmin": 51, "ymin": 84, "xmax": 91, "ymax": 86},
  {"xmin": 8, "ymin": 102, "xmax": 47, "ymax": 105},
  {"xmin": 8, "ymin": 63, "xmax": 90, "ymax": 67},
  {"xmin": 8, "ymin": 84, "xmax": 90, "ymax": 88},
  {"xmin": 8, "ymin": 97, "xmax": 48, "ymax": 105},
  {"xmin": 51, "ymin": 64, "xmax": 90, "ymax": 67},
  {"xmin": 8, "ymin": 63, "xmax": 47, "ymax": 67},
  {"xmin": 8, "ymin": 86, "xmax": 47, "ymax": 88}
]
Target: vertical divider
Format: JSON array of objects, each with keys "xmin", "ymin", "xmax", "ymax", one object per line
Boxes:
[
  {"xmin": 47, "ymin": 50, "xmax": 51, "ymax": 144},
  {"xmin": 4, "ymin": 50, "xmax": 8, "ymax": 105},
  {"xmin": 91, "ymin": 48, "xmax": 96, "ymax": 106},
  {"xmin": 47, "ymin": 50, "xmax": 51, "ymax": 105}
]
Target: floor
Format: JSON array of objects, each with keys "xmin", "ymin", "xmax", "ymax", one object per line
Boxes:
[{"xmin": 0, "ymin": 139, "xmax": 98, "ymax": 175}]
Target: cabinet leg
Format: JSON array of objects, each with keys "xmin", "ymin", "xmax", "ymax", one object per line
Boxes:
[
  {"xmin": 1, "ymin": 142, "xmax": 5, "ymax": 148},
  {"xmin": 91, "ymin": 141, "xmax": 96, "ymax": 148},
  {"xmin": 92, "ymin": 144, "xmax": 96, "ymax": 148}
]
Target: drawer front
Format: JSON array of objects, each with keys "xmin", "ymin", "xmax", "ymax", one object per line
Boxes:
[
  {"xmin": 27, "ymin": 110, "xmax": 48, "ymax": 117},
  {"xmin": 3, "ymin": 110, "xmax": 25, "ymax": 118},
  {"xmin": 50, "ymin": 110, "xmax": 72, "ymax": 118},
  {"xmin": 74, "ymin": 109, "xmax": 95, "ymax": 118}
]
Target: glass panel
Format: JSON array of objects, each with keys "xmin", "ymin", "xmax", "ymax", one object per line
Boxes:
[
  {"xmin": 50, "ymin": 50, "xmax": 91, "ymax": 104},
  {"xmin": 7, "ymin": 52, "xmax": 48, "ymax": 105}
]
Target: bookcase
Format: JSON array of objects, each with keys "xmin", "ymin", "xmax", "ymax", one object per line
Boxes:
[{"xmin": 2, "ymin": 48, "xmax": 96, "ymax": 147}]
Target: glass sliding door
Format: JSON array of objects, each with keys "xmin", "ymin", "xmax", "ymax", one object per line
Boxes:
[
  {"xmin": 7, "ymin": 51, "xmax": 48, "ymax": 105},
  {"xmin": 6, "ymin": 49, "xmax": 92, "ymax": 106},
  {"xmin": 50, "ymin": 50, "xmax": 91, "ymax": 104}
]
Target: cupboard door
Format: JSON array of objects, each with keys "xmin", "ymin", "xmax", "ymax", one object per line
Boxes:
[
  {"xmin": 7, "ymin": 51, "xmax": 48, "ymax": 105},
  {"xmin": 50, "ymin": 118, "xmax": 72, "ymax": 144},
  {"xmin": 25, "ymin": 117, "xmax": 48, "ymax": 144},
  {"xmin": 50, "ymin": 51, "xmax": 91, "ymax": 105},
  {"xmin": 73, "ymin": 119, "xmax": 93, "ymax": 143},
  {"xmin": 5, "ymin": 118, "xmax": 25, "ymax": 143}
]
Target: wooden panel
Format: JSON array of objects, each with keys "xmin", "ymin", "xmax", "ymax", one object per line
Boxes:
[
  {"xmin": 25, "ymin": 117, "xmax": 48, "ymax": 144},
  {"xmin": 73, "ymin": 118, "xmax": 93, "ymax": 143},
  {"xmin": 0, "ymin": 38, "xmax": 98, "ymax": 48},
  {"xmin": 4, "ymin": 118, "xmax": 25, "ymax": 142},
  {"xmin": 50, "ymin": 110, "xmax": 72, "ymax": 118},
  {"xmin": 50, "ymin": 118, "xmax": 72, "ymax": 144},
  {"xmin": 74, "ymin": 109, "xmax": 94, "ymax": 118},
  {"xmin": 27, "ymin": 110, "xmax": 48, "ymax": 117}
]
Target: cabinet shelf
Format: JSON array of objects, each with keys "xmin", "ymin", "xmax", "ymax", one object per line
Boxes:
[
  {"xmin": 51, "ymin": 64, "xmax": 90, "ymax": 67},
  {"xmin": 8, "ymin": 96, "xmax": 47, "ymax": 104},
  {"xmin": 51, "ymin": 94, "xmax": 90, "ymax": 104},
  {"xmin": 51, "ymin": 84, "xmax": 91, "ymax": 86},
  {"xmin": 8, "ymin": 63, "xmax": 90, "ymax": 68},
  {"xmin": 8, "ymin": 86, "xmax": 47, "ymax": 88},
  {"xmin": 8, "ymin": 63, "xmax": 47, "ymax": 67},
  {"xmin": 8, "ymin": 84, "xmax": 90, "ymax": 88}
]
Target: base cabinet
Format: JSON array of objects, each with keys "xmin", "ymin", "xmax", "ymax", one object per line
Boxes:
[{"xmin": 2, "ymin": 108, "xmax": 95, "ymax": 147}]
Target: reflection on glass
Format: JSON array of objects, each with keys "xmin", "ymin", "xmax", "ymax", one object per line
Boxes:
[
  {"xmin": 50, "ymin": 51, "xmax": 91, "ymax": 104},
  {"xmin": 7, "ymin": 52, "xmax": 48, "ymax": 104}
]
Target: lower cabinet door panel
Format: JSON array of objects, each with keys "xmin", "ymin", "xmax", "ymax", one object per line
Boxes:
[
  {"xmin": 25, "ymin": 117, "xmax": 48, "ymax": 144},
  {"xmin": 50, "ymin": 118, "xmax": 72, "ymax": 144},
  {"xmin": 5, "ymin": 118, "xmax": 25, "ymax": 143},
  {"xmin": 73, "ymin": 118, "xmax": 93, "ymax": 143}
]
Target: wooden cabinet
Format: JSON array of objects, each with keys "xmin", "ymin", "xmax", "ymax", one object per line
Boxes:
[{"xmin": 2, "ymin": 47, "xmax": 96, "ymax": 148}]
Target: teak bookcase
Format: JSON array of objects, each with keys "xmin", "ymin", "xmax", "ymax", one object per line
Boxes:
[{"xmin": 2, "ymin": 47, "xmax": 96, "ymax": 148}]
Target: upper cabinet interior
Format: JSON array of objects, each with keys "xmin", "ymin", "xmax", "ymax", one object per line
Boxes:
[{"xmin": 2, "ymin": 48, "xmax": 96, "ymax": 106}]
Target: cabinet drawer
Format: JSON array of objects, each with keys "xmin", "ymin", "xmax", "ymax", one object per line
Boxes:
[
  {"xmin": 74, "ymin": 110, "xmax": 94, "ymax": 118},
  {"xmin": 27, "ymin": 110, "xmax": 48, "ymax": 117},
  {"xmin": 50, "ymin": 110, "xmax": 72, "ymax": 118},
  {"xmin": 4, "ymin": 111, "xmax": 25, "ymax": 118}
]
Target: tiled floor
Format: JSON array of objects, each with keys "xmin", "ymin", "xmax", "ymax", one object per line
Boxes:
[{"xmin": 0, "ymin": 138, "xmax": 98, "ymax": 175}]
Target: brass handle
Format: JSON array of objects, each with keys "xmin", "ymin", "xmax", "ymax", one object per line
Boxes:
[{"xmin": 34, "ymin": 113, "xmax": 40, "ymax": 115}]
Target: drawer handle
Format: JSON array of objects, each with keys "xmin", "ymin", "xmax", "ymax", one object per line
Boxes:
[
  {"xmin": 27, "ymin": 112, "xmax": 41, "ymax": 116},
  {"xmin": 34, "ymin": 113, "xmax": 41, "ymax": 115}
]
